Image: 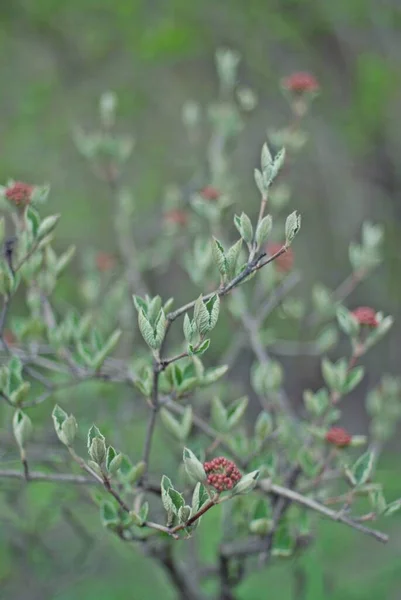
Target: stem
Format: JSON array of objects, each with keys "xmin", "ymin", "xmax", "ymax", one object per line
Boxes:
[
  {"xmin": 0, "ymin": 469, "xmax": 96, "ymax": 484},
  {"xmin": 260, "ymin": 479, "xmax": 388, "ymax": 544},
  {"xmin": 170, "ymin": 497, "xmax": 218, "ymax": 534},
  {"xmin": 140, "ymin": 366, "xmax": 160, "ymax": 483}
]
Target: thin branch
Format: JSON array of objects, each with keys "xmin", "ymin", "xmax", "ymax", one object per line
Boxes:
[
  {"xmin": 166, "ymin": 248, "xmax": 289, "ymax": 324},
  {"xmin": 140, "ymin": 366, "xmax": 160, "ymax": 483},
  {"xmin": 260, "ymin": 479, "xmax": 388, "ymax": 544},
  {"xmin": 0, "ymin": 469, "xmax": 95, "ymax": 484}
]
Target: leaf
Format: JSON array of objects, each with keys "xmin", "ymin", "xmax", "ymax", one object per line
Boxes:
[
  {"xmin": 133, "ymin": 295, "xmax": 148, "ymax": 313},
  {"xmin": 255, "ymin": 215, "xmax": 273, "ymax": 247},
  {"xmin": 254, "ymin": 168, "xmax": 267, "ymax": 196},
  {"xmin": 298, "ymin": 448, "xmax": 321, "ymax": 478},
  {"xmin": 225, "ymin": 239, "xmax": 243, "ymax": 278},
  {"xmin": 254, "ymin": 411, "xmax": 273, "ymax": 441},
  {"xmin": 52, "ymin": 404, "xmax": 68, "ymax": 430},
  {"xmin": 272, "ymin": 520, "xmax": 294, "ymax": 557},
  {"xmin": 160, "ymin": 409, "xmax": 184, "ymax": 441},
  {"xmin": 336, "ymin": 306, "xmax": 360, "ymax": 338},
  {"xmin": 232, "ymin": 470, "xmax": 259, "ymax": 495},
  {"xmin": 13, "ymin": 410, "xmax": 32, "ymax": 449},
  {"xmin": 343, "ymin": 366, "xmax": 365, "ymax": 394},
  {"xmin": 227, "ymin": 396, "xmax": 248, "ymax": 429},
  {"xmin": 351, "ymin": 451, "xmax": 375, "ymax": 486},
  {"xmin": 211, "ymin": 396, "xmax": 228, "ymax": 432},
  {"xmin": 194, "ymin": 295, "xmax": 210, "ymax": 335},
  {"xmin": 100, "ymin": 501, "xmax": 119, "ymax": 527},
  {"xmin": 285, "ymin": 211, "xmax": 301, "ymax": 245},
  {"xmin": 87, "ymin": 425, "xmax": 105, "ymax": 450},
  {"xmin": 192, "ymin": 482, "xmax": 209, "ymax": 512},
  {"xmin": 189, "ymin": 338, "xmax": 210, "ymax": 356},
  {"xmin": 261, "ymin": 142, "xmax": 273, "ymax": 172},
  {"xmin": 183, "ymin": 447, "xmax": 206, "ymax": 483},
  {"xmin": 138, "ymin": 309, "xmax": 157, "ymax": 349},
  {"xmin": 212, "ymin": 238, "xmax": 227, "ymax": 276},
  {"xmin": 206, "ymin": 294, "xmax": 220, "ymax": 330},
  {"xmin": 239, "ymin": 212, "xmax": 254, "ymax": 244},
  {"xmin": 161, "ymin": 475, "xmax": 175, "ymax": 515},
  {"xmin": 383, "ymin": 499, "xmax": 401, "ymax": 517},
  {"xmin": 168, "ymin": 488, "xmax": 185, "ymax": 515},
  {"xmin": 181, "ymin": 406, "xmax": 193, "ymax": 440}
]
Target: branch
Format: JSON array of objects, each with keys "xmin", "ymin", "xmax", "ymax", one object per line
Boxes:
[
  {"xmin": 260, "ymin": 479, "xmax": 388, "ymax": 544},
  {"xmin": 0, "ymin": 469, "xmax": 95, "ymax": 484},
  {"xmin": 140, "ymin": 365, "xmax": 161, "ymax": 484},
  {"xmin": 166, "ymin": 247, "xmax": 287, "ymax": 323}
]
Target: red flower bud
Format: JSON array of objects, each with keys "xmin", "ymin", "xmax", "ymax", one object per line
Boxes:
[
  {"xmin": 203, "ymin": 457, "xmax": 242, "ymax": 492},
  {"xmin": 5, "ymin": 182, "xmax": 34, "ymax": 208},
  {"xmin": 164, "ymin": 209, "xmax": 188, "ymax": 227},
  {"xmin": 325, "ymin": 427, "xmax": 352, "ymax": 448},
  {"xmin": 282, "ymin": 72, "xmax": 319, "ymax": 94},
  {"xmin": 351, "ymin": 307, "xmax": 379, "ymax": 328},
  {"xmin": 200, "ymin": 186, "xmax": 220, "ymax": 201},
  {"xmin": 267, "ymin": 243, "xmax": 294, "ymax": 273},
  {"xmin": 95, "ymin": 252, "xmax": 116, "ymax": 272}
]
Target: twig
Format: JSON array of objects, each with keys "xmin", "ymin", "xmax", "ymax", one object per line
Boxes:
[
  {"xmin": 0, "ymin": 469, "xmax": 96, "ymax": 484},
  {"xmin": 140, "ymin": 366, "xmax": 160, "ymax": 483},
  {"xmin": 260, "ymin": 479, "xmax": 388, "ymax": 544},
  {"xmin": 166, "ymin": 247, "xmax": 288, "ymax": 324}
]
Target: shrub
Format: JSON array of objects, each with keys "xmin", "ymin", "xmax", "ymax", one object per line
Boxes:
[{"xmin": 0, "ymin": 49, "xmax": 399, "ymax": 600}]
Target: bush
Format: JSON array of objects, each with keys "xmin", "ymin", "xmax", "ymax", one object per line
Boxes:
[{"xmin": 0, "ymin": 49, "xmax": 399, "ymax": 600}]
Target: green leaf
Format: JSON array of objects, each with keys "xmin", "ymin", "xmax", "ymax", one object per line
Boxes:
[
  {"xmin": 212, "ymin": 238, "xmax": 228, "ymax": 276},
  {"xmin": 139, "ymin": 501, "xmax": 149, "ymax": 522},
  {"xmin": 89, "ymin": 437, "xmax": 107, "ymax": 465},
  {"xmin": 255, "ymin": 215, "xmax": 273, "ymax": 247},
  {"xmin": 272, "ymin": 520, "xmax": 294, "ymax": 557},
  {"xmin": 100, "ymin": 501, "xmax": 119, "ymax": 527},
  {"xmin": 168, "ymin": 488, "xmax": 185, "ymax": 515},
  {"xmin": 343, "ymin": 366, "xmax": 365, "ymax": 394},
  {"xmin": 284, "ymin": 211, "xmax": 301, "ymax": 245},
  {"xmin": 234, "ymin": 212, "xmax": 253, "ymax": 244},
  {"xmin": 227, "ymin": 396, "xmax": 248, "ymax": 429},
  {"xmin": 298, "ymin": 448, "xmax": 321, "ymax": 478},
  {"xmin": 383, "ymin": 499, "xmax": 401, "ymax": 517},
  {"xmin": 254, "ymin": 168, "xmax": 267, "ymax": 197},
  {"xmin": 87, "ymin": 425, "xmax": 105, "ymax": 450},
  {"xmin": 225, "ymin": 239, "xmax": 243, "ymax": 278},
  {"xmin": 351, "ymin": 451, "xmax": 375, "ymax": 486},
  {"xmin": 52, "ymin": 404, "xmax": 68, "ymax": 430},
  {"xmin": 336, "ymin": 306, "xmax": 360, "ymax": 338},
  {"xmin": 160, "ymin": 409, "xmax": 184, "ymax": 441},
  {"xmin": 13, "ymin": 410, "xmax": 33, "ymax": 449},
  {"xmin": 254, "ymin": 411, "xmax": 273, "ymax": 442},
  {"xmin": 194, "ymin": 295, "xmax": 210, "ymax": 335},
  {"xmin": 232, "ymin": 470, "xmax": 259, "ymax": 495},
  {"xmin": 183, "ymin": 447, "xmax": 207, "ymax": 483},
  {"xmin": 192, "ymin": 482, "xmax": 209, "ymax": 512},
  {"xmin": 189, "ymin": 338, "xmax": 210, "ymax": 356},
  {"xmin": 205, "ymin": 294, "xmax": 220, "ymax": 330},
  {"xmin": 106, "ymin": 446, "xmax": 123, "ymax": 474},
  {"xmin": 211, "ymin": 396, "xmax": 228, "ymax": 432}
]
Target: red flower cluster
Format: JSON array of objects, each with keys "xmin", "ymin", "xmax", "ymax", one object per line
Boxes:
[
  {"xmin": 351, "ymin": 307, "xmax": 379, "ymax": 328},
  {"xmin": 164, "ymin": 209, "xmax": 188, "ymax": 227},
  {"xmin": 267, "ymin": 243, "xmax": 294, "ymax": 273},
  {"xmin": 95, "ymin": 252, "xmax": 116, "ymax": 272},
  {"xmin": 3, "ymin": 329, "xmax": 16, "ymax": 346},
  {"xmin": 325, "ymin": 427, "xmax": 352, "ymax": 448},
  {"xmin": 204, "ymin": 457, "xmax": 242, "ymax": 492},
  {"xmin": 5, "ymin": 182, "xmax": 34, "ymax": 207},
  {"xmin": 200, "ymin": 186, "xmax": 220, "ymax": 201},
  {"xmin": 282, "ymin": 72, "xmax": 319, "ymax": 94}
]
